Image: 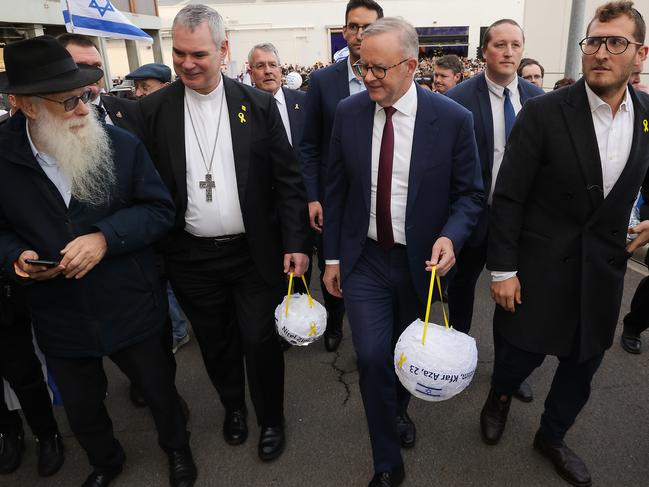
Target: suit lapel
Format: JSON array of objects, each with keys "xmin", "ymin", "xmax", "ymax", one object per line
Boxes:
[
  {"xmin": 476, "ymin": 74, "xmax": 495, "ymax": 169},
  {"xmin": 561, "ymin": 79, "xmax": 604, "ymax": 210},
  {"xmin": 338, "ymin": 59, "xmax": 351, "ymax": 99},
  {"xmin": 165, "ymin": 82, "xmax": 188, "ymax": 208},
  {"xmin": 355, "ymin": 96, "xmax": 375, "ymax": 213},
  {"xmin": 283, "ymin": 88, "xmax": 299, "ymax": 146},
  {"xmin": 406, "ymin": 86, "xmax": 438, "ymax": 219},
  {"xmin": 223, "ymin": 77, "xmax": 250, "ymax": 206}
]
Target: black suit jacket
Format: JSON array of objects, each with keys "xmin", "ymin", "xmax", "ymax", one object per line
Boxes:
[
  {"xmin": 136, "ymin": 78, "xmax": 310, "ymax": 287},
  {"xmin": 100, "ymin": 94, "xmax": 140, "ymax": 133},
  {"xmin": 447, "ymin": 73, "xmax": 545, "ymax": 245},
  {"xmin": 488, "ymin": 78, "xmax": 649, "ymax": 361}
]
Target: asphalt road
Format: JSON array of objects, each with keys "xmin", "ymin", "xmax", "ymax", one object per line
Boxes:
[{"xmin": 3, "ymin": 263, "xmax": 649, "ymax": 487}]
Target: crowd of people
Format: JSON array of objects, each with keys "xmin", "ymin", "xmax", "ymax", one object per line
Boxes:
[{"xmin": 0, "ymin": 1, "xmax": 648, "ymax": 487}]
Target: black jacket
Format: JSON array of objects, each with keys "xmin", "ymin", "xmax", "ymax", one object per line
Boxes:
[
  {"xmin": 488, "ymin": 79, "xmax": 649, "ymax": 361},
  {"xmin": 0, "ymin": 112, "xmax": 175, "ymax": 357},
  {"xmin": 137, "ymin": 78, "xmax": 310, "ymax": 288}
]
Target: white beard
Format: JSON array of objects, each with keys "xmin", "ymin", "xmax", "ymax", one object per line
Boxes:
[{"xmin": 30, "ymin": 106, "xmax": 116, "ymax": 207}]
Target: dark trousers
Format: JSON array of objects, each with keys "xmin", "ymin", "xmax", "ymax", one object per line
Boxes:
[
  {"xmin": 0, "ymin": 285, "xmax": 57, "ymax": 438},
  {"xmin": 165, "ymin": 233, "xmax": 284, "ymax": 426},
  {"xmin": 491, "ymin": 330, "xmax": 604, "ymax": 443},
  {"xmin": 314, "ymin": 233, "xmax": 345, "ymax": 333},
  {"xmin": 46, "ymin": 332, "xmax": 188, "ymax": 470},
  {"xmin": 343, "ymin": 240, "xmax": 420, "ymax": 472},
  {"xmin": 447, "ymin": 241, "xmax": 487, "ymax": 333},
  {"xmin": 623, "ymin": 274, "xmax": 649, "ymax": 335}
]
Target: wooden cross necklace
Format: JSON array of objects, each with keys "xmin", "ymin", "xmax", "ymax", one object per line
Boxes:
[{"xmin": 185, "ymin": 90, "xmax": 225, "ymax": 202}]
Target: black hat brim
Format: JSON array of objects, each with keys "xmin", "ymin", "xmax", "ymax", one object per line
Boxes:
[{"xmin": 0, "ymin": 64, "xmax": 104, "ymax": 95}]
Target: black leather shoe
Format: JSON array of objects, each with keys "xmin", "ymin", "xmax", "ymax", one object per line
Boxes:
[
  {"xmin": 621, "ymin": 324, "xmax": 642, "ymax": 354},
  {"xmin": 368, "ymin": 463, "xmax": 405, "ymax": 487},
  {"xmin": 396, "ymin": 413, "xmax": 416, "ymax": 449},
  {"xmin": 168, "ymin": 449, "xmax": 197, "ymax": 487},
  {"xmin": 258, "ymin": 425, "xmax": 285, "ymax": 461},
  {"xmin": 223, "ymin": 408, "xmax": 248, "ymax": 446},
  {"xmin": 513, "ymin": 380, "xmax": 534, "ymax": 403},
  {"xmin": 0, "ymin": 428, "xmax": 24, "ymax": 474},
  {"xmin": 36, "ymin": 432, "xmax": 64, "ymax": 477},
  {"xmin": 81, "ymin": 466, "xmax": 122, "ymax": 487},
  {"xmin": 324, "ymin": 330, "xmax": 342, "ymax": 352},
  {"xmin": 480, "ymin": 388, "xmax": 511, "ymax": 445},
  {"xmin": 533, "ymin": 431, "xmax": 592, "ymax": 487},
  {"xmin": 129, "ymin": 383, "xmax": 147, "ymax": 408}
]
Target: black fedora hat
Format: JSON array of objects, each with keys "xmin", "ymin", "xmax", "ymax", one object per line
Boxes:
[{"xmin": 0, "ymin": 35, "xmax": 103, "ymax": 95}]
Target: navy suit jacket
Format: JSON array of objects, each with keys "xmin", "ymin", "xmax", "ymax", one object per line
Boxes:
[
  {"xmin": 282, "ymin": 87, "xmax": 307, "ymax": 159},
  {"xmin": 447, "ymin": 73, "xmax": 544, "ymax": 245},
  {"xmin": 300, "ymin": 59, "xmax": 350, "ymax": 202},
  {"xmin": 324, "ymin": 84, "xmax": 485, "ymax": 304}
]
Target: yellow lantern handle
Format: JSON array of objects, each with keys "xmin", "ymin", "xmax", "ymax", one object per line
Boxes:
[
  {"xmin": 284, "ymin": 273, "xmax": 313, "ymax": 317},
  {"xmin": 421, "ymin": 266, "xmax": 450, "ymax": 345}
]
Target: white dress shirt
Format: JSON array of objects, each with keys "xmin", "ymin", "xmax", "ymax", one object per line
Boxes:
[
  {"xmin": 347, "ymin": 57, "xmax": 366, "ymax": 95},
  {"xmin": 491, "ymin": 82, "xmax": 635, "ymax": 282},
  {"xmin": 485, "ymin": 74, "xmax": 522, "ymax": 205},
  {"xmin": 585, "ymin": 83, "xmax": 634, "ymax": 197},
  {"xmin": 274, "ymin": 88, "xmax": 292, "ymax": 145},
  {"xmin": 184, "ymin": 82, "xmax": 246, "ymax": 237},
  {"xmin": 26, "ymin": 120, "xmax": 72, "ymax": 207},
  {"xmin": 367, "ymin": 81, "xmax": 418, "ymax": 245}
]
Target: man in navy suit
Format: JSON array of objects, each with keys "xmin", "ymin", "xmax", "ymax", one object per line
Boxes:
[
  {"xmin": 300, "ymin": 0, "xmax": 384, "ymax": 352},
  {"xmin": 248, "ymin": 43, "xmax": 306, "ymax": 161},
  {"xmin": 323, "ymin": 18, "xmax": 483, "ymax": 487},
  {"xmin": 446, "ymin": 19, "xmax": 544, "ymax": 402}
]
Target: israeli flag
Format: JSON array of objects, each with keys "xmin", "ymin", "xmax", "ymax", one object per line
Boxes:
[{"xmin": 61, "ymin": 0, "xmax": 153, "ymax": 43}]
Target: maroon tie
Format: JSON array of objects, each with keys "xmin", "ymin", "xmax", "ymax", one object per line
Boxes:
[{"xmin": 376, "ymin": 106, "xmax": 396, "ymax": 252}]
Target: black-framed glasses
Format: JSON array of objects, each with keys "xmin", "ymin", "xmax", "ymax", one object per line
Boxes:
[
  {"xmin": 579, "ymin": 36, "xmax": 643, "ymax": 55},
  {"xmin": 34, "ymin": 90, "xmax": 92, "ymax": 112},
  {"xmin": 353, "ymin": 58, "xmax": 410, "ymax": 80},
  {"xmin": 345, "ymin": 22, "xmax": 372, "ymax": 34}
]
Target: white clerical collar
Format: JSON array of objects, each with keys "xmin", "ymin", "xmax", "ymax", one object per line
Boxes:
[
  {"xmin": 274, "ymin": 87, "xmax": 286, "ymax": 106},
  {"xmin": 485, "ymin": 73, "xmax": 518, "ymax": 99},
  {"xmin": 374, "ymin": 81, "xmax": 417, "ymax": 117},
  {"xmin": 585, "ymin": 81, "xmax": 632, "ymax": 114},
  {"xmin": 185, "ymin": 79, "xmax": 224, "ymax": 102}
]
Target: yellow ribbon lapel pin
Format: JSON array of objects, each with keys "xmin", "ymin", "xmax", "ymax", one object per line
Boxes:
[
  {"xmin": 238, "ymin": 105, "xmax": 247, "ymax": 124},
  {"xmin": 643, "ymin": 119, "xmax": 648, "ymax": 133}
]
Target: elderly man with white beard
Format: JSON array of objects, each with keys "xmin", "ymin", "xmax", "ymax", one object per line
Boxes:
[{"xmin": 0, "ymin": 36, "xmax": 197, "ymax": 487}]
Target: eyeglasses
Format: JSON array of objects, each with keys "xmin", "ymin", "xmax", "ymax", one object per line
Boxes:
[
  {"xmin": 353, "ymin": 58, "xmax": 410, "ymax": 80},
  {"xmin": 345, "ymin": 22, "xmax": 372, "ymax": 34},
  {"xmin": 579, "ymin": 36, "xmax": 643, "ymax": 55},
  {"xmin": 34, "ymin": 90, "xmax": 93, "ymax": 112},
  {"xmin": 252, "ymin": 61, "xmax": 279, "ymax": 70}
]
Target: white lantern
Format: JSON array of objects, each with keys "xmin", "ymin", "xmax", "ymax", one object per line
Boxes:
[
  {"xmin": 394, "ymin": 319, "xmax": 477, "ymax": 401},
  {"xmin": 393, "ymin": 267, "xmax": 477, "ymax": 401},
  {"xmin": 274, "ymin": 275, "xmax": 327, "ymax": 346}
]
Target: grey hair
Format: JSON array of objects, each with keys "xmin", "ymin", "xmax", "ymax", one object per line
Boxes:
[
  {"xmin": 247, "ymin": 43, "xmax": 281, "ymax": 66},
  {"xmin": 362, "ymin": 17, "xmax": 419, "ymax": 59},
  {"xmin": 172, "ymin": 4, "xmax": 226, "ymax": 48}
]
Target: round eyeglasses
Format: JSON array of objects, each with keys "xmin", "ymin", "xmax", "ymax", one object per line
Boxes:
[{"xmin": 579, "ymin": 36, "xmax": 643, "ymax": 55}]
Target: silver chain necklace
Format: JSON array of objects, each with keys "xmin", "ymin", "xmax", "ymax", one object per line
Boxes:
[{"xmin": 185, "ymin": 89, "xmax": 225, "ymax": 202}]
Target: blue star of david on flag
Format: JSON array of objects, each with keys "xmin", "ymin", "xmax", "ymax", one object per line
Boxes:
[
  {"xmin": 88, "ymin": 0, "xmax": 114, "ymax": 17},
  {"xmin": 62, "ymin": 0, "xmax": 152, "ymax": 43}
]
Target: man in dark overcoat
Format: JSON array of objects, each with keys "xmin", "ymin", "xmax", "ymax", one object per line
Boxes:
[
  {"xmin": 0, "ymin": 36, "xmax": 196, "ymax": 487},
  {"xmin": 482, "ymin": 3, "xmax": 649, "ymax": 486}
]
